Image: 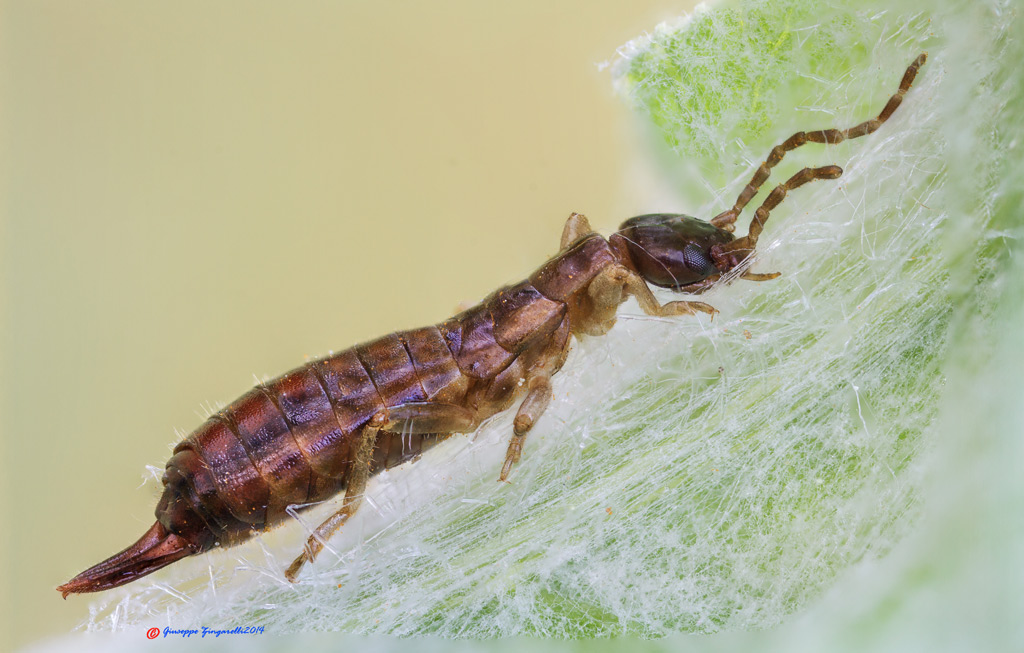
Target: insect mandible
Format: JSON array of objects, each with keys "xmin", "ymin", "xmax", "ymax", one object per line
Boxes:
[{"xmin": 58, "ymin": 53, "xmax": 927, "ymax": 597}]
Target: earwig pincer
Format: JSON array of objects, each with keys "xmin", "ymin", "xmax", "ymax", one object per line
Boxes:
[{"xmin": 58, "ymin": 53, "xmax": 926, "ymax": 597}]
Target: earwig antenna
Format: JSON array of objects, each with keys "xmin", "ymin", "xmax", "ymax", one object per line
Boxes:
[
  {"xmin": 718, "ymin": 164, "xmax": 843, "ymax": 260},
  {"xmin": 711, "ymin": 53, "xmax": 927, "ymax": 233}
]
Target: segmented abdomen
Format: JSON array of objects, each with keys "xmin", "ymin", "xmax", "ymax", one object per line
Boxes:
[
  {"xmin": 157, "ymin": 239, "xmax": 606, "ymax": 546},
  {"xmin": 160, "ymin": 323, "xmax": 480, "ymax": 542}
]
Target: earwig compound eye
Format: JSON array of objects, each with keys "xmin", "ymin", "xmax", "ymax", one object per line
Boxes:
[{"xmin": 682, "ymin": 244, "xmax": 718, "ymax": 278}]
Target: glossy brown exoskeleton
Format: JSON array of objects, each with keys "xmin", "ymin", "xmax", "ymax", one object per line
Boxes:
[{"xmin": 58, "ymin": 53, "xmax": 926, "ymax": 597}]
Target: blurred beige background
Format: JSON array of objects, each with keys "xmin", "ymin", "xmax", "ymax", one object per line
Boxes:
[{"xmin": 1, "ymin": 1, "xmax": 699, "ymax": 648}]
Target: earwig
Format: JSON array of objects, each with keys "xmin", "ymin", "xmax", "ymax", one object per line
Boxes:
[{"xmin": 58, "ymin": 53, "xmax": 927, "ymax": 597}]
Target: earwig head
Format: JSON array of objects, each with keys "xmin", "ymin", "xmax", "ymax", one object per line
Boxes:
[{"xmin": 612, "ymin": 214, "xmax": 735, "ymax": 289}]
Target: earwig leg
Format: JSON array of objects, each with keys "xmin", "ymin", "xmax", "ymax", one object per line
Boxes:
[
  {"xmin": 385, "ymin": 402, "xmax": 476, "ymax": 434},
  {"xmin": 582, "ymin": 265, "xmax": 717, "ymax": 335},
  {"xmin": 560, "ymin": 212, "xmax": 594, "ymax": 250},
  {"xmin": 712, "ymin": 53, "xmax": 926, "ymax": 231},
  {"xmin": 500, "ymin": 375, "xmax": 553, "ymax": 482},
  {"xmin": 583, "ymin": 265, "xmax": 630, "ymax": 334},
  {"xmin": 285, "ymin": 413, "xmax": 384, "ymax": 582},
  {"xmin": 285, "ymin": 402, "xmax": 478, "ymax": 580},
  {"xmin": 674, "ymin": 275, "xmax": 721, "ymax": 295},
  {"xmin": 623, "ymin": 268, "xmax": 718, "ymax": 319},
  {"xmin": 740, "ymin": 271, "xmax": 781, "ymax": 282}
]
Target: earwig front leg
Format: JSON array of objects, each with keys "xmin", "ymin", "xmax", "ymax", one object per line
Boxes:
[
  {"xmin": 580, "ymin": 265, "xmax": 629, "ymax": 334},
  {"xmin": 622, "ymin": 268, "xmax": 718, "ymax": 319},
  {"xmin": 285, "ymin": 412, "xmax": 384, "ymax": 582},
  {"xmin": 580, "ymin": 265, "xmax": 718, "ymax": 337},
  {"xmin": 740, "ymin": 271, "xmax": 781, "ymax": 282},
  {"xmin": 500, "ymin": 375, "xmax": 553, "ymax": 482},
  {"xmin": 560, "ymin": 212, "xmax": 594, "ymax": 250},
  {"xmin": 676, "ymin": 275, "xmax": 721, "ymax": 295}
]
